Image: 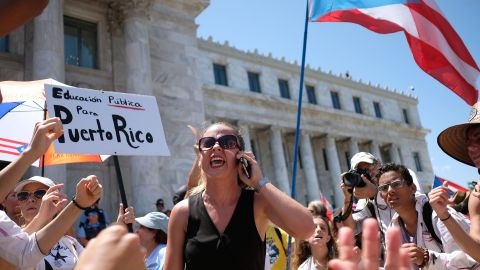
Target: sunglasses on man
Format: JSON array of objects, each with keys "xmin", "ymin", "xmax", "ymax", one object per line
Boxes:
[
  {"xmin": 198, "ymin": 135, "xmax": 240, "ymax": 151},
  {"xmin": 378, "ymin": 179, "xmax": 406, "ymax": 193},
  {"xmin": 17, "ymin": 190, "xmax": 47, "ymax": 201}
]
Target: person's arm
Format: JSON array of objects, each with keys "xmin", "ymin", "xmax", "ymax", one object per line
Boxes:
[
  {"xmin": 0, "ymin": 118, "xmax": 63, "ymax": 199},
  {"xmin": 429, "ymin": 184, "xmax": 480, "ymax": 262},
  {"xmin": 74, "ymin": 224, "xmax": 146, "ymax": 270},
  {"xmin": 470, "ymin": 183, "xmax": 480, "ymax": 243},
  {"xmin": 78, "ymin": 227, "xmax": 89, "ymax": 247},
  {"xmin": 186, "ymin": 125, "xmax": 202, "ymax": 196},
  {"xmin": 237, "ymin": 153, "xmax": 314, "ymax": 240},
  {"xmin": 35, "ymin": 175, "xmax": 102, "ymax": 254},
  {"xmin": 23, "ymin": 184, "xmax": 68, "ymax": 234},
  {"xmin": 163, "ymin": 199, "xmax": 188, "ymax": 270},
  {"xmin": 339, "ymin": 179, "xmax": 356, "ymax": 232}
]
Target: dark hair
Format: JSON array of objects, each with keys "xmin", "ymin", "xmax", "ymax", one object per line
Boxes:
[
  {"xmin": 376, "ymin": 163, "xmax": 413, "ymax": 185},
  {"xmin": 293, "ymin": 216, "xmax": 337, "ymax": 269},
  {"xmin": 308, "ymin": 200, "xmax": 328, "ymax": 218},
  {"xmin": 146, "ymin": 227, "xmax": 168, "ymax": 244}
]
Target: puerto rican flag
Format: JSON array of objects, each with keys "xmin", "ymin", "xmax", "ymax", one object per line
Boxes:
[
  {"xmin": 309, "ymin": 0, "xmax": 479, "ymax": 106},
  {"xmin": 0, "ymin": 137, "xmax": 28, "ymax": 157},
  {"xmin": 433, "ymin": 175, "xmax": 469, "ymax": 193}
]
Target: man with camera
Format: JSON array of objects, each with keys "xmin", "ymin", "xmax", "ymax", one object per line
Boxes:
[{"xmin": 337, "ymin": 152, "xmax": 423, "ymax": 249}]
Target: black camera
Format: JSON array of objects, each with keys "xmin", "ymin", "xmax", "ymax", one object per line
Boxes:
[{"xmin": 342, "ymin": 168, "xmax": 371, "ymax": 188}]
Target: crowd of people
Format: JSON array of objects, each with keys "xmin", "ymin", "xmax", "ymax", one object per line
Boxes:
[{"xmin": 1, "ymin": 103, "xmax": 480, "ymax": 270}]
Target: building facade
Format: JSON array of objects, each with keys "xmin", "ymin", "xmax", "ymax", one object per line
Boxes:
[{"xmin": 0, "ymin": 0, "xmax": 433, "ymax": 215}]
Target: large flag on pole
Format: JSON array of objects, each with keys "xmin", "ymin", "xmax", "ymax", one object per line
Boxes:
[{"xmin": 309, "ymin": 0, "xmax": 479, "ymax": 106}]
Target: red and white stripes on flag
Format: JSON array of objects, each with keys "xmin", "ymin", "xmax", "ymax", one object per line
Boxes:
[
  {"xmin": 310, "ymin": 0, "xmax": 479, "ymax": 105},
  {"xmin": 0, "ymin": 137, "xmax": 28, "ymax": 157}
]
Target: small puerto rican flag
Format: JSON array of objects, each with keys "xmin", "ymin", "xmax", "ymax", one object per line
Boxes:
[
  {"xmin": 433, "ymin": 175, "xmax": 469, "ymax": 194},
  {"xmin": 0, "ymin": 137, "xmax": 28, "ymax": 157}
]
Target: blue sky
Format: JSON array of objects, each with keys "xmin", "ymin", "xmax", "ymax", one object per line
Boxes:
[{"xmin": 196, "ymin": 0, "xmax": 480, "ymax": 188}]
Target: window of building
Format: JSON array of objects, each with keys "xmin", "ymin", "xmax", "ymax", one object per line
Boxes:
[
  {"xmin": 247, "ymin": 72, "xmax": 261, "ymax": 93},
  {"xmin": 331, "ymin": 91, "xmax": 341, "ymax": 109},
  {"xmin": 213, "ymin": 63, "xmax": 228, "ymax": 86},
  {"xmin": 278, "ymin": 79, "xmax": 290, "ymax": 99},
  {"xmin": 306, "ymin": 85, "xmax": 317, "ymax": 104},
  {"xmin": 402, "ymin": 108, "xmax": 410, "ymax": 124},
  {"xmin": 0, "ymin": 35, "xmax": 9, "ymax": 53},
  {"xmin": 64, "ymin": 16, "xmax": 98, "ymax": 69},
  {"xmin": 322, "ymin": 148, "xmax": 329, "ymax": 171},
  {"xmin": 413, "ymin": 152, "xmax": 422, "ymax": 171},
  {"xmin": 373, "ymin": 102, "xmax": 382, "ymax": 118},
  {"xmin": 353, "ymin": 97, "xmax": 363, "ymax": 114}
]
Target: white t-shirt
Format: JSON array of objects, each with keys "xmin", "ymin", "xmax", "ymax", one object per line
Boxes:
[
  {"xmin": 21, "ymin": 236, "xmax": 84, "ymax": 270},
  {"xmin": 0, "ymin": 211, "xmax": 44, "ymax": 268}
]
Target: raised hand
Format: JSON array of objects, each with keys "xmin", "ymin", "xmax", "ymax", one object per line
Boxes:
[
  {"xmin": 37, "ymin": 184, "xmax": 68, "ymax": 221},
  {"xmin": 329, "ymin": 218, "xmax": 412, "ymax": 270},
  {"xmin": 353, "ymin": 175, "xmax": 378, "ymax": 199},
  {"xmin": 24, "ymin": 118, "xmax": 63, "ymax": 162},
  {"xmin": 117, "ymin": 203, "xmax": 135, "ymax": 225},
  {"xmin": 74, "ymin": 175, "xmax": 102, "ymax": 209},
  {"xmin": 236, "ymin": 151, "xmax": 263, "ymax": 189},
  {"xmin": 75, "ymin": 225, "xmax": 146, "ymax": 270},
  {"xmin": 428, "ymin": 183, "xmax": 452, "ymax": 220}
]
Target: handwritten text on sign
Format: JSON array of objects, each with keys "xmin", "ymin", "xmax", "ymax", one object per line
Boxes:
[{"xmin": 45, "ymin": 84, "xmax": 170, "ymax": 156}]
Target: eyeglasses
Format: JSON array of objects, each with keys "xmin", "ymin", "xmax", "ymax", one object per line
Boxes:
[
  {"xmin": 378, "ymin": 179, "xmax": 405, "ymax": 193},
  {"xmin": 198, "ymin": 135, "xmax": 239, "ymax": 151},
  {"xmin": 17, "ymin": 190, "xmax": 47, "ymax": 201}
]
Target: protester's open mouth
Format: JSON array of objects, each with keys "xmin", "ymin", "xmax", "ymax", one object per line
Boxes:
[{"xmin": 210, "ymin": 155, "xmax": 225, "ymax": 168}]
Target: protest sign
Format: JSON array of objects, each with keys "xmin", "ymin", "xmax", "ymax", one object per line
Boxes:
[{"xmin": 45, "ymin": 84, "xmax": 170, "ymax": 156}]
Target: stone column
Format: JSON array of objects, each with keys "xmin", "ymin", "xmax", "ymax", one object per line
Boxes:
[
  {"xmin": 390, "ymin": 144, "xmax": 402, "ymax": 164},
  {"xmin": 300, "ymin": 132, "xmax": 320, "ymax": 202},
  {"xmin": 30, "ymin": 0, "xmax": 67, "ymax": 185},
  {"xmin": 370, "ymin": 141, "xmax": 382, "ymax": 163},
  {"xmin": 32, "ymin": 0, "xmax": 64, "ymax": 81},
  {"xmin": 237, "ymin": 121, "xmax": 252, "ymax": 152},
  {"xmin": 270, "ymin": 127, "xmax": 291, "ymax": 194},
  {"xmin": 348, "ymin": 138, "xmax": 359, "ymax": 168},
  {"xmin": 116, "ymin": 0, "xmax": 156, "ymax": 212},
  {"xmin": 325, "ymin": 135, "xmax": 343, "ymax": 207}
]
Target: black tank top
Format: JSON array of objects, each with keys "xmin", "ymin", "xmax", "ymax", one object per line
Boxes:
[{"xmin": 184, "ymin": 189, "xmax": 265, "ymax": 270}]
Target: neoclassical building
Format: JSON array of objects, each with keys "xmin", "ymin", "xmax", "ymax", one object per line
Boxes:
[{"xmin": 0, "ymin": 0, "xmax": 433, "ymax": 214}]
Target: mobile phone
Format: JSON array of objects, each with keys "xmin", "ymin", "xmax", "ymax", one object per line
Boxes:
[{"xmin": 240, "ymin": 157, "xmax": 251, "ymax": 179}]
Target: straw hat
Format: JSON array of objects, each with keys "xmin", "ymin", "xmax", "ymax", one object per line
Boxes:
[{"xmin": 437, "ymin": 103, "xmax": 480, "ymax": 167}]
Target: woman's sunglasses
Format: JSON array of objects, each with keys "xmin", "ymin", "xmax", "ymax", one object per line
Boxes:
[
  {"xmin": 17, "ymin": 190, "xmax": 47, "ymax": 201},
  {"xmin": 198, "ymin": 135, "xmax": 239, "ymax": 151}
]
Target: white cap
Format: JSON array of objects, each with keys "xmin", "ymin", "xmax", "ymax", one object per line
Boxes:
[
  {"xmin": 350, "ymin": 152, "xmax": 377, "ymax": 170},
  {"xmin": 135, "ymin": 212, "xmax": 169, "ymax": 233},
  {"xmin": 14, "ymin": 176, "xmax": 55, "ymax": 192}
]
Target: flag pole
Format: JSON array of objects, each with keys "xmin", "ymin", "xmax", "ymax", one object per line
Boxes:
[
  {"xmin": 41, "ymin": 101, "xmax": 47, "ymax": 177},
  {"xmin": 286, "ymin": 0, "xmax": 310, "ymax": 269}
]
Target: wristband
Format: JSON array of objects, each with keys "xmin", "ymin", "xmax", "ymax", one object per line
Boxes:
[
  {"xmin": 255, "ymin": 176, "xmax": 270, "ymax": 192},
  {"xmin": 440, "ymin": 213, "xmax": 451, "ymax": 222},
  {"xmin": 72, "ymin": 196, "xmax": 89, "ymax": 210}
]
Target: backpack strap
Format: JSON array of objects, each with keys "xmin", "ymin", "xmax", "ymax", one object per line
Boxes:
[
  {"xmin": 366, "ymin": 200, "xmax": 377, "ymax": 220},
  {"xmin": 274, "ymin": 227, "xmax": 287, "ymax": 255},
  {"xmin": 422, "ymin": 202, "xmax": 442, "ymax": 248}
]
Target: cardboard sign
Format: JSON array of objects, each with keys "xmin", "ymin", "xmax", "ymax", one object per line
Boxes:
[{"xmin": 45, "ymin": 84, "xmax": 170, "ymax": 156}]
